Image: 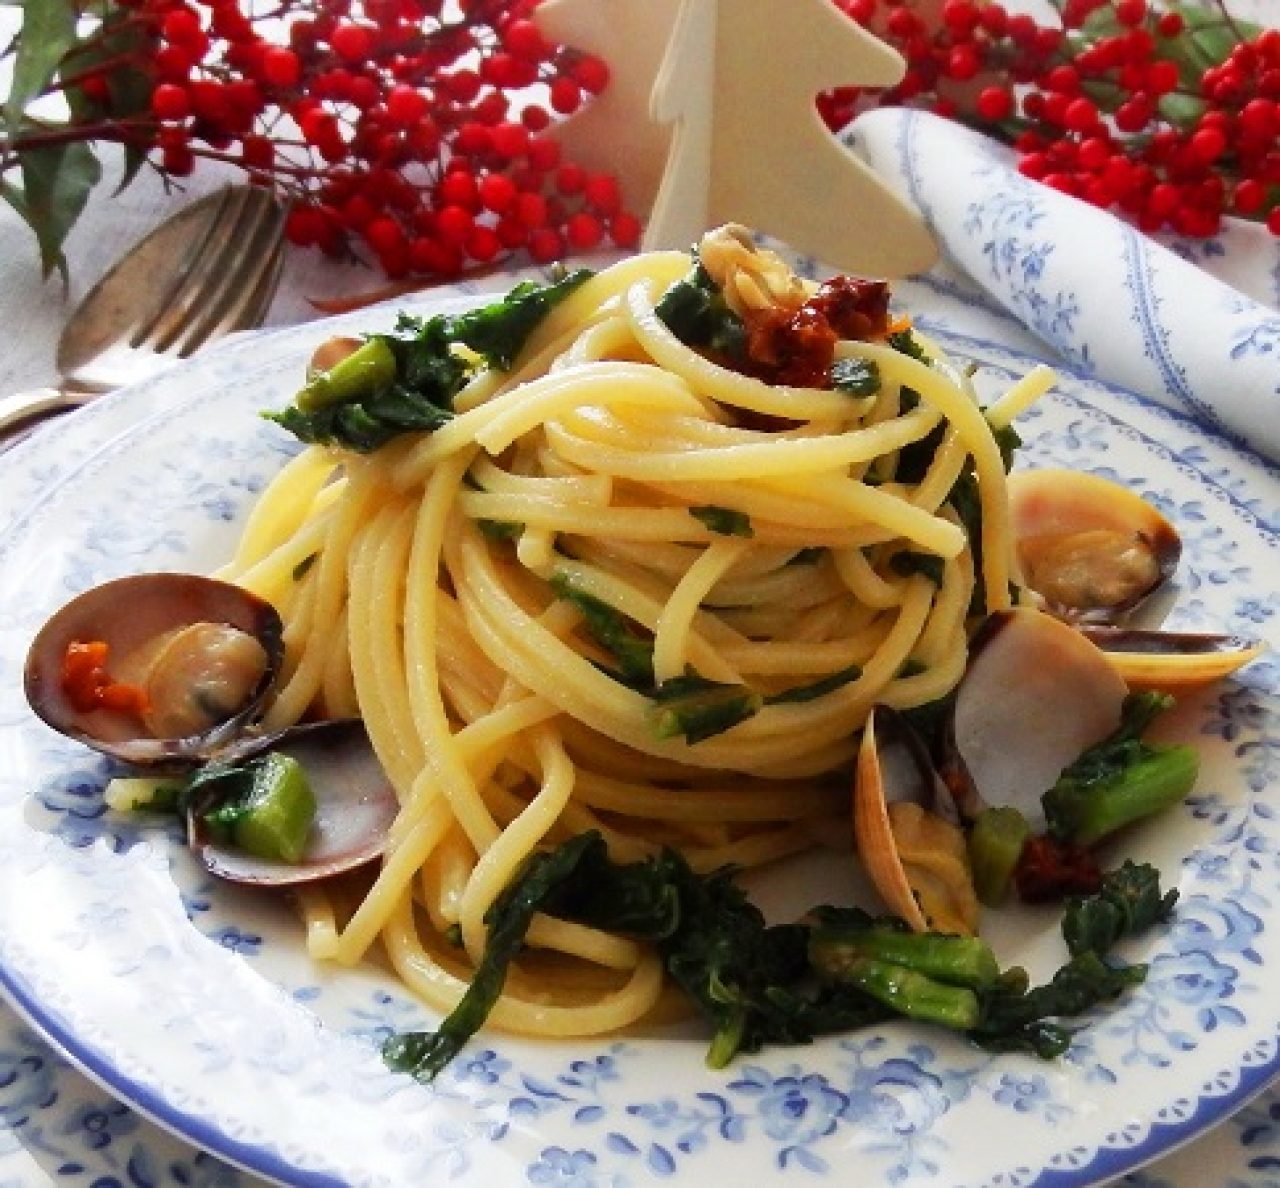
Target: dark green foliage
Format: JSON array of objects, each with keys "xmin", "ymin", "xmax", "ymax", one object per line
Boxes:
[
  {"xmin": 1062, "ymin": 861, "xmax": 1179, "ymax": 958},
  {"xmin": 449, "ymin": 269, "xmax": 592, "ymax": 369},
  {"xmin": 379, "ymin": 831, "xmax": 1172, "ymax": 1081},
  {"xmin": 654, "ymin": 263, "xmax": 748, "ymax": 360},
  {"xmin": 829, "ymin": 357, "xmax": 882, "ymax": 397}
]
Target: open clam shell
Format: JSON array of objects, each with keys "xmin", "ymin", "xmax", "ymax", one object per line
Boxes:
[
  {"xmin": 853, "ymin": 706, "xmax": 978, "ymax": 935},
  {"xmin": 189, "ymin": 719, "xmax": 398, "ymax": 886},
  {"xmin": 24, "ymin": 573, "xmax": 284, "ymax": 767},
  {"xmin": 939, "ymin": 608, "xmax": 1128, "ymax": 833},
  {"xmin": 1080, "ymin": 626, "xmax": 1266, "ymax": 692},
  {"xmin": 1008, "ymin": 469, "xmax": 1181, "ymax": 623}
]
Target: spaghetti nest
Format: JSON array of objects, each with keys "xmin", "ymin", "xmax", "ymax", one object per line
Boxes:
[{"xmin": 219, "ymin": 232, "xmax": 1052, "ymax": 1040}]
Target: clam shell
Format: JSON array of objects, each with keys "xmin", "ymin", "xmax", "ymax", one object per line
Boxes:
[
  {"xmin": 24, "ymin": 573, "xmax": 283, "ymax": 767},
  {"xmin": 1080, "ymin": 626, "xmax": 1266, "ymax": 692},
  {"xmin": 853, "ymin": 707, "xmax": 977, "ymax": 935},
  {"xmin": 189, "ymin": 719, "xmax": 398, "ymax": 886},
  {"xmin": 1008, "ymin": 468, "xmax": 1181, "ymax": 622},
  {"xmin": 941, "ymin": 608, "xmax": 1128, "ymax": 832}
]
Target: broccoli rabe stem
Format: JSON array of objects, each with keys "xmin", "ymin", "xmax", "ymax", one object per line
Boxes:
[
  {"xmin": 296, "ymin": 337, "xmax": 397, "ymax": 412},
  {"xmin": 829, "ymin": 957, "xmax": 982, "ymax": 1030},
  {"xmin": 810, "ymin": 928, "xmax": 1000, "ymax": 990},
  {"xmin": 1045, "ymin": 745, "xmax": 1199, "ymax": 846},
  {"xmin": 969, "ymin": 807, "xmax": 1032, "ymax": 906}
]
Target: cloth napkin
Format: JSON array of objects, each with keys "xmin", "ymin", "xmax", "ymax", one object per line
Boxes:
[{"xmin": 850, "ymin": 108, "xmax": 1280, "ymax": 462}]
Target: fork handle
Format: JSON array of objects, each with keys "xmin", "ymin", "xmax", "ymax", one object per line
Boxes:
[{"xmin": 0, "ymin": 387, "xmax": 92, "ymax": 442}]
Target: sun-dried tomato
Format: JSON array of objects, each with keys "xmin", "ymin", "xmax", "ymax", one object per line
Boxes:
[
  {"xmin": 1013, "ymin": 834, "xmax": 1103, "ymax": 903},
  {"xmin": 60, "ymin": 639, "xmax": 149, "ymax": 719}
]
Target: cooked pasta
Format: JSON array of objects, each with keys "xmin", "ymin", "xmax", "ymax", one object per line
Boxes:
[{"xmin": 216, "ymin": 229, "xmax": 1046, "ymax": 1042}]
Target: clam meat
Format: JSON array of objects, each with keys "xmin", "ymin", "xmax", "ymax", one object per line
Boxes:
[{"xmin": 1008, "ymin": 469, "xmax": 1181, "ymax": 623}]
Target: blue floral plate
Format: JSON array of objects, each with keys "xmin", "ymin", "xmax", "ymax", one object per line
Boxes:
[{"xmin": 0, "ymin": 297, "xmax": 1276, "ymax": 1188}]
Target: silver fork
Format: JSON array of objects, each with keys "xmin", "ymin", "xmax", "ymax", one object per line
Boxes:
[{"xmin": 0, "ymin": 185, "xmax": 286, "ymax": 442}]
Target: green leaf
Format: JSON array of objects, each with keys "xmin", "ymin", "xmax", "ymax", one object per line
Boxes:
[
  {"xmin": 5, "ymin": 0, "xmax": 78, "ymax": 128},
  {"xmin": 689, "ymin": 504, "xmax": 753, "ymax": 537},
  {"xmin": 17, "ymin": 139, "xmax": 102, "ymax": 280}
]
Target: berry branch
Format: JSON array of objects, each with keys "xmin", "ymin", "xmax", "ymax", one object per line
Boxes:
[
  {"xmin": 0, "ymin": 0, "xmax": 640, "ymax": 281},
  {"xmin": 820, "ymin": 0, "xmax": 1280, "ymax": 239}
]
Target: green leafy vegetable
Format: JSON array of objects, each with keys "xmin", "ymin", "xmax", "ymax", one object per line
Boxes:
[
  {"xmin": 1043, "ymin": 692, "xmax": 1199, "ymax": 845},
  {"xmin": 268, "ymin": 274, "xmax": 591, "ymax": 452},
  {"xmin": 186, "ymin": 752, "xmax": 316, "ymax": 863},
  {"xmin": 449, "ymin": 269, "xmax": 592, "ymax": 369},
  {"xmin": 649, "ymin": 673, "xmax": 762, "ymax": 744},
  {"xmin": 763, "ymin": 663, "xmax": 863, "ymax": 705},
  {"xmin": 550, "ymin": 572, "xmax": 655, "ymax": 688},
  {"xmin": 382, "ymin": 831, "xmax": 603, "ymax": 1082},
  {"xmin": 810, "ymin": 910, "xmax": 1000, "ymax": 989},
  {"xmin": 890, "ymin": 550, "xmax": 946, "ymax": 585},
  {"xmin": 295, "ymin": 338, "xmax": 397, "ymax": 412},
  {"xmin": 690, "ymin": 505, "xmax": 754, "ymax": 537},
  {"xmin": 829, "ymin": 357, "xmax": 881, "ymax": 396},
  {"xmin": 381, "ymin": 831, "xmax": 1172, "ymax": 1081},
  {"xmin": 887, "ymin": 328, "xmax": 930, "ymax": 363},
  {"xmin": 968, "ymin": 807, "xmax": 1032, "ymax": 907},
  {"xmin": 654, "ymin": 262, "xmax": 747, "ymax": 360},
  {"xmin": 1062, "ymin": 861, "xmax": 1179, "ymax": 958}
]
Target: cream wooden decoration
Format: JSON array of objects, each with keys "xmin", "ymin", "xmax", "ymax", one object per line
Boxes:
[
  {"xmin": 534, "ymin": 0, "xmax": 684, "ymax": 213},
  {"xmin": 534, "ymin": 0, "xmax": 937, "ymax": 278}
]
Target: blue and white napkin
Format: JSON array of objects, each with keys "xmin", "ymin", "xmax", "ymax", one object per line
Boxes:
[{"xmin": 851, "ymin": 108, "xmax": 1280, "ymax": 462}]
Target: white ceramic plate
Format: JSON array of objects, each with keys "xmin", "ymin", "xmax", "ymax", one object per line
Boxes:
[{"xmin": 0, "ymin": 298, "xmax": 1277, "ymax": 1188}]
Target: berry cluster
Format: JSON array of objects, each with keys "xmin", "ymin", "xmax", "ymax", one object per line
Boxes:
[
  {"xmin": 821, "ymin": 0, "xmax": 1280, "ymax": 239},
  {"xmin": 5, "ymin": 0, "xmax": 639, "ymax": 279}
]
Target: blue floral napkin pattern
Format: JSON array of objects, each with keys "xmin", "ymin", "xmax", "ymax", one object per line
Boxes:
[{"xmin": 853, "ymin": 108, "xmax": 1280, "ymax": 462}]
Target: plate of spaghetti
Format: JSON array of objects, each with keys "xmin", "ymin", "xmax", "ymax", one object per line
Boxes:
[{"xmin": 0, "ymin": 231, "xmax": 1277, "ymax": 1188}]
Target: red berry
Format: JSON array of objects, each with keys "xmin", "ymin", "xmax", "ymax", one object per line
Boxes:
[
  {"xmin": 528, "ymin": 227, "xmax": 565, "ymax": 263},
  {"xmin": 566, "ymin": 211, "xmax": 603, "ymax": 250},
  {"xmin": 1267, "ymin": 208, "xmax": 1280, "ymax": 235},
  {"xmin": 610, "ymin": 211, "xmax": 642, "ymax": 249},
  {"xmin": 151, "ymin": 82, "xmax": 191, "ymax": 121},
  {"xmin": 527, "ymin": 136, "xmax": 560, "ymax": 172},
  {"xmin": 466, "ymin": 224, "xmax": 502, "ymax": 263},
  {"xmin": 584, "ymin": 172, "xmax": 622, "ymax": 214},
  {"xmin": 162, "ymin": 9, "xmax": 204, "ymax": 49},
  {"xmin": 549, "ymin": 77, "xmax": 582, "ymax": 115},
  {"xmin": 976, "ymin": 86, "xmax": 1013, "ymax": 122},
  {"xmin": 1064, "ymin": 97, "xmax": 1099, "ymax": 133},
  {"xmin": 162, "ymin": 142, "xmax": 195, "ymax": 177},
  {"xmin": 479, "ymin": 172, "xmax": 517, "ymax": 213},
  {"xmin": 946, "ymin": 45, "xmax": 980, "ymax": 82},
  {"xmin": 439, "ymin": 169, "xmax": 479, "ymax": 208},
  {"xmin": 1115, "ymin": 0, "xmax": 1146, "ymax": 28},
  {"xmin": 436, "ymin": 204, "xmax": 474, "ymax": 243},
  {"xmin": 522, "ymin": 104, "xmax": 551, "ymax": 132},
  {"xmin": 1191, "ymin": 126, "xmax": 1227, "ymax": 164},
  {"xmin": 241, "ymin": 135, "xmax": 273, "ymax": 169},
  {"xmin": 504, "ymin": 19, "xmax": 546, "ymax": 61},
  {"xmin": 1145, "ymin": 60, "xmax": 1179, "ymax": 95},
  {"xmin": 443, "ymin": 69, "xmax": 481, "ymax": 102},
  {"xmin": 514, "ymin": 192, "xmax": 548, "ymax": 229},
  {"xmin": 261, "ymin": 47, "xmax": 301, "ymax": 89},
  {"xmin": 386, "ymin": 84, "xmax": 428, "ymax": 126},
  {"xmin": 490, "ymin": 121, "xmax": 529, "ymax": 159},
  {"xmin": 1234, "ymin": 178, "xmax": 1266, "ymax": 215},
  {"xmin": 572, "ymin": 55, "xmax": 610, "ymax": 94},
  {"xmin": 365, "ymin": 216, "xmax": 405, "ymax": 255},
  {"xmin": 331, "ymin": 23, "xmax": 374, "ymax": 63},
  {"xmin": 556, "ymin": 163, "xmax": 586, "ymax": 194},
  {"xmin": 1157, "ymin": 11, "xmax": 1184, "ymax": 37}
]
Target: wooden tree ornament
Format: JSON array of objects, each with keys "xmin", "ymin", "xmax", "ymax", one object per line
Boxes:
[{"xmin": 534, "ymin": 0, "xmax": 938, "ymax": 278}]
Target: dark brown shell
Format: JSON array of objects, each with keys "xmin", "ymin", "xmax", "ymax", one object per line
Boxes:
[{"xmin": 24, "ymin": 573, "xmax": 283, "ymax": 767}]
